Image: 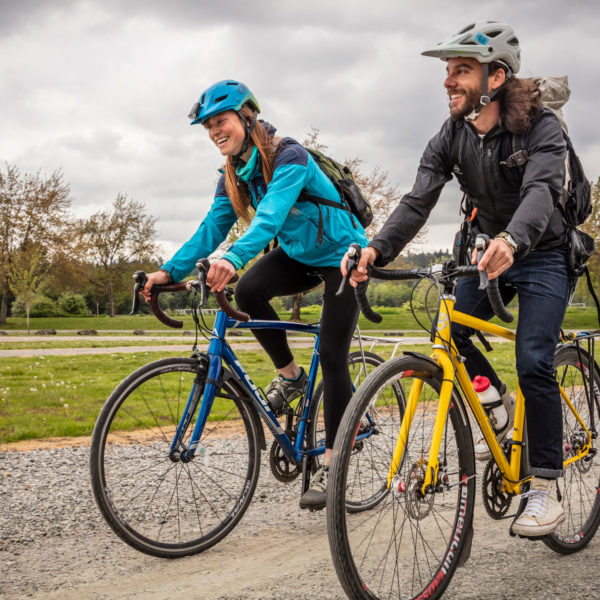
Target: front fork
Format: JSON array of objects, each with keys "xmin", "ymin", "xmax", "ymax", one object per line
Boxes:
[
  {"xmin": 387, "ymin": 293, "xmax": 462, "ymax": 496},
  {"xmin": 169, "ymin": 313, "xmax": 230, "ymax": 462},
  {"xmin": 167, "ymin": 352, "xmax": 220, "ymax": 463},
  {"xmin": 386, "ymin": 351, "xmax": 456, "ymax": 495}
]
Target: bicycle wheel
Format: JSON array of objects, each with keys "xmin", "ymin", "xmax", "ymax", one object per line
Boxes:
[
  {"xmin": 543, "ymin": 344, "xmax": 600, "ymax": 554},
  {"xmin": 309, "ymin": 352, "xmax": 382, "ymax": 448},
  {"xmin": 308, "ymin": 350, "xmax": 385, "ymax": 455},
  {"xmin": 308, "ymin": 350, "xmax": 388, "ymax": 512},
  {"xmin": 328, "ymin": 355, "xmax": 476, "ymax": 600},
  {"xmin": 90, "ymin": 357, "xmax": 261, "ymax": 558}
]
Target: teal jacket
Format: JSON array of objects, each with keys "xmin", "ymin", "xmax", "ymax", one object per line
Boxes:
[{"xmin": 161, "ymin": 129, "xmax": 368, "ymax": 282}]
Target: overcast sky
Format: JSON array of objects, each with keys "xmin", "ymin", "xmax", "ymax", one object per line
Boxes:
[{"xmin": 2, "ymin": 0, "xmax": 599, "ymax": 260}]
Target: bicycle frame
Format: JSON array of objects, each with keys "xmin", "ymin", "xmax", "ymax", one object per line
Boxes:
[
  {"xmin": 388, "ymin": 293, "xmax": 594, "ymax": 496},
  {"xmin": 170, "ymin": 310, "xmax": 323, "ymax": 465}
]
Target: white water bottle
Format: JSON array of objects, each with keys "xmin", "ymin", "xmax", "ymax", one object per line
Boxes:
[{"xmin": 472, "ymin": 375, "xmax": 508, "ymax": 433}]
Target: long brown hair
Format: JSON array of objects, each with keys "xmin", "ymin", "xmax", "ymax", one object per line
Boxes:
[
  {"xmin": 224, "ymin": 105, "xmax": 278, "ymax": 222},
  {"xmin": 491, "ymin": 63, "xmax": 542, "ymax": 133}
]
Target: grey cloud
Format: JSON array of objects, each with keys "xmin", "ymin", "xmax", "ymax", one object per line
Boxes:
[{"xmin": 1, "ymin": 0, "xmax": 599, "ymax": 256}]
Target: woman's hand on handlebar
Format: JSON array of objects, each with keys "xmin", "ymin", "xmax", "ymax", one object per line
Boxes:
[
  {"xmin": 341, "ymin": 246, "xmax": 380, "ymax": 287},
  {"xmin": 472, "ymin": 238, "xmax": 514, "ymax": 280},
  {"xmin": 141, "ymin": 270, "xmax": 171, "ymax": 302},
  {"xmin": 206, "ymin": 259, "xmax": 236, "ymax": 292}
]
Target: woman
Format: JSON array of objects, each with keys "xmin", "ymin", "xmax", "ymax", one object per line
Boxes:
[{"xmin": 143, "ymin": 80, "xmax": 368, "ymax": 509}]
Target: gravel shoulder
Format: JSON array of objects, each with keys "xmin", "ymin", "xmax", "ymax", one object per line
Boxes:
[{"xmin": 2, "ymin": 438, "xmax": 599, "ymax": 600}]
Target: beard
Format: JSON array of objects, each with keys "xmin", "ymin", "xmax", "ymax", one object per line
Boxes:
[{"xmin": 449, "ymin": 87, "xmax": 481, "ymax": 121}]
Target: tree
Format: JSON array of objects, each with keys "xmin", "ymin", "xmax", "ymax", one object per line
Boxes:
[
  {"xmin": 288, "ymin": 128, "xmax": 425, "ymax": 321},
  {"xmin": 7, "ymin": 245, "xmax": 47, "ymax": 334},
  {"xmin": 0, "ymin": 164, "xmax": 71, "ymax": 323},
  {"xmin": 77, "ymin": 193, "xmax": 159, "ymax": 316},
  {"xmin": 577, "ymin": 176, "xmax": 600, "ymax": 305},
  {"xmin": 582, "ymin": 177, "xmax": 600, "ymax": 272}
]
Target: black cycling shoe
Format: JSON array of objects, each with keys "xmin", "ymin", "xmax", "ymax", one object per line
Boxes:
[
  {"xmin": 299, "ymin": 466, "xmax": 328, "ymax": 511},
  {"xmin": 265, "ymin": 368, "xmax": 307, "ymax": 415}
]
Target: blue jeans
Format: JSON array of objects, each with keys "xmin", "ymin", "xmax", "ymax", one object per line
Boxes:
[{"xmin": 453, "ymin": 246, "xmax": 570, "ymax": 477}]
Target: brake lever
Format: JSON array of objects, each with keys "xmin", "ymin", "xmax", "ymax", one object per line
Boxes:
[
  {"xmin": 474, "ymin": 233, "xmax": 513, "ymax": 323},
  {"xmin": 193, "ymin": 259, "xmax": 211, "ymax": 306},
  {"xmin": 130, "ymin": 270, "xmax": 147, "ymax": 315},
  {"xmin": 474, "ymin": 234, "xmax": 490, "ymax": 291},
  {"xmin": 336, "ymin": 243, "xmax": 363, "ymax": 296}
]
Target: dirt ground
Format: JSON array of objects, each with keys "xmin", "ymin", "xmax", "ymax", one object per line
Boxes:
[{"xmin": 2, "ymin": 436, "xmax": 600, "ymax": 600}]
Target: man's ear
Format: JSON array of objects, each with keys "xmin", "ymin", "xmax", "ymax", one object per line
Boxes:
[{"xmin": 490, "ymin": 67, "xmax": 506, "ymax": 91}]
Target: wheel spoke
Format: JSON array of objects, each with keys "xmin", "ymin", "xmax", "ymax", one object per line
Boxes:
[
  {"xmin": 328, "ymin": 356, "xmax": 476, "ymax": 600},
  {"xmin": 543, "ymin": 346, "xmax": 600, "ymax": 554},
  {"xmin": 91, "ymin": 358, "xmax": 260, "ymax": 558}
]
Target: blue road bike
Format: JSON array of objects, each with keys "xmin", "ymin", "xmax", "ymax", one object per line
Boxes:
[{"xmin": 90, "ymin": 259, "xmax": 387, "ymax": 558}]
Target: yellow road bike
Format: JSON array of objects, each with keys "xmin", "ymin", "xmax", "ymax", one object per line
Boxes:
[{"xmin": 327, "ymin": 241, "xmax": 600, "ymax": 600}]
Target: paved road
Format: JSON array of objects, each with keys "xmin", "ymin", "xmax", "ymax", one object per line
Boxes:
[
  {"xmin": 0, "ymin": 333, "xmax": 513, "ymax": 358},
  {"xmin": 0, "ymin": 334, "xmax": 416, "ymax": 358}
]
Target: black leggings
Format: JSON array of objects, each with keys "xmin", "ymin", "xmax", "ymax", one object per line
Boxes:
[{"xmin": 235, "ymin": 247, "xmax": 359, "ymax": 448}]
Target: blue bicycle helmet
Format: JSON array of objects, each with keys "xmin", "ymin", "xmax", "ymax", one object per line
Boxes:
[{"xmin": 188, "ymin": 80, "xmax": 260, "ymax": 125}]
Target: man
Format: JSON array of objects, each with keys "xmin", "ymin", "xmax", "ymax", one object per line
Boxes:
[{"xmin": 345, "ymin": 21, "xmax": 570, "ymax": 536}]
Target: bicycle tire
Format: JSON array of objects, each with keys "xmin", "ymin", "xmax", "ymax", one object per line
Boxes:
[
  {"xmin": 543, "ymin": 344, "xmax": 600, "ymax": 554},
  {"xmin": 328, "ymin": 355, "xmax": 476, "ymax": 600},
  {"xmin": 90, "ymin": 357, "xmax": 261, "ymax": 558},
  {"xmin": 308, "ymin": 351, "xmax": 385, "ymax": 459}
]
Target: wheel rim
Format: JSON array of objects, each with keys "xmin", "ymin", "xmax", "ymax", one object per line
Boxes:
[
  {"xmin": 552, "ymin": 349, "xmax": 600, "ymax": 545},
  {"xmin": 331, "ymin": 360, "xmax": 474, "ymax": 600},
  {"xmin": 94, "ymin": 362, "xmax": 257, "ymax": 553}
]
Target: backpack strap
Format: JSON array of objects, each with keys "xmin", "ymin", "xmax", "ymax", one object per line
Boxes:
[
  {"xmin": 582, "ymin": 266, "xmax": 600, "ymax": 328},
  {"xmin": 476, "ymin": 329, "xmax": 493, "ymax": 352},
  {"xmin": 296, "ymin": 192, "xmax": 354, "ymax": 246}
]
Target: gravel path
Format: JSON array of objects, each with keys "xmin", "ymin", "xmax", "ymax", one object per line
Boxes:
[{"xmin": 1, "ymin": 438, "xmax": 599, "ymax": 600}]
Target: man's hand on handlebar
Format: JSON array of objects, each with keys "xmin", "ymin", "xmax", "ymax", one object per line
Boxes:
[
  {"xmin": 141, "ymin": 270, "xmax": 171, "ymax": 302},
  {"xmin": 472, "ymin": 238, "xmax": 514, "ymax": 280},
  {"xmin": 206, "ymin": 259, "xmax": 236, "ymax": 292},
  {"xmin": 341, "ymin": 246, "xmax": 380, "ymax": 288}
]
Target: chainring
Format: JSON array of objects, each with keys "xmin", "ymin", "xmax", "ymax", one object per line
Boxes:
[
  {"xmin": 481, "ymin": 456, "xmax": 513, "ymax": 519},
  {"xmin": 269, "ymin": 439, "xmax": 301, "ymax": 482}
]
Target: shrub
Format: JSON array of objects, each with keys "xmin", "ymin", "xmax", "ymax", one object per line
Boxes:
[
  {"xmin": 11, "ymin": 295, "xmax": 61, "ymax": 318},
  {"xmin": 58, "ymin": 293, "xmax": 88, "ymax": 316}
]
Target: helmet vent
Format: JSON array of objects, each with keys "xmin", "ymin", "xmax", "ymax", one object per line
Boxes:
[
  {"xmin": 458, "ymin": 23, "xmax": 475, "ymax": 34},
  {"xmin": 214, "ymin": 95, "xmax": 228, "ymax": 103},
  {"xmin": 486, "ymin": 30, "xmax": 502, "ymax": 38},
  {"xmin": 508, "ymin": 37, "xmax": 519, "ymax": 46}
]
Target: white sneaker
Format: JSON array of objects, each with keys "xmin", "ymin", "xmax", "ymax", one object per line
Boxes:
[
  {"xmin": 512, "ymin": 477, "xmax": 566, "ymax": 537},
  {"xmin": 299, "ymin": 466, "xmax": 328, "ymax": 510},
  {"xmin": 474, "ymin": 384, "xmax": 515, "ymax": 461}
]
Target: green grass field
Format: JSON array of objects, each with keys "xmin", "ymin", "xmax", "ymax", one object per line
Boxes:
[
  {"xmin": 1, "ymin": 305, "xmax": 598, "ymax": 333},
  {"xmin": 1, "ymin": 305, "xmax": 596, "ymax": 444},
  {"xmin": 0, "ymin": 342, "xmax": 519, "ymax": 445}
]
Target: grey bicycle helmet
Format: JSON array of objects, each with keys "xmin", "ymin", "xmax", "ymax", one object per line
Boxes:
[
  {"xmin": 422, "ymin": 21, "xmax": 521, "ymax": 74},
  {"xmin": 423, "ymin": 22, "xmax": 520, "ymax": 121}
]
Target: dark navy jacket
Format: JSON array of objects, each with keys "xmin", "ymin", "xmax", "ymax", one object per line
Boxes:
[{"xmin": 370, "ymin": 108, "xmax": 567, "ymax": 264}]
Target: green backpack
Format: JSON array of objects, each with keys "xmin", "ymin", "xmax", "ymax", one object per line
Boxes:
[{"xmin": 298, "ymin": 148, "xmax": 373, "ymax": 244}]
